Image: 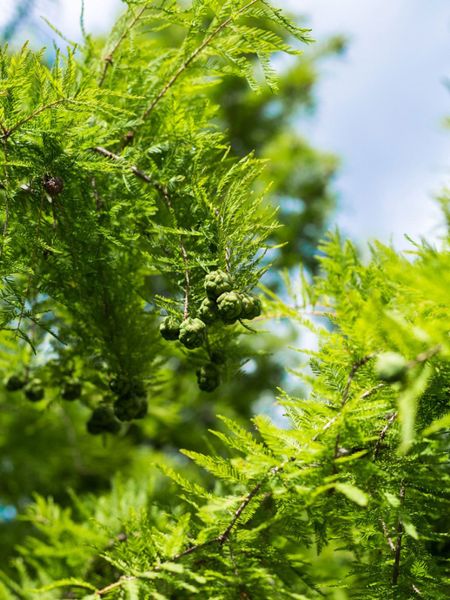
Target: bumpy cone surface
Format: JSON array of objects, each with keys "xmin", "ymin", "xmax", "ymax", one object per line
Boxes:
[
  {"xmin": 204, "ymin": 270, "xmax": 232, "ymax": 300},
  {"xmin": 179, "ymin": 317, "xmax": 206, "ymax": 349},
  {"xmin": 5, "ymin": 374, "xmax": 26, "ymax": 392},
  {"xmin": 198, "ymin": 297, "xmax": 219, "ymax": 324},
  {"xmin": 217, "ymin": 291, "xmax": 243, "ymax": 324},
  {"xmin": 240, "ymin": 293, "xmax": 262, "ymax": 320},
  {"xmin": 87, "ymin": 406, "xmax": 121, "ymax": 435},
  {"xmin": 160, "ymin": 316, "xmax": 181, "ymax": 341},
  {"xmin": 61, "ymin": 380, "xmax": 82, "ymax": 401},
  {"xmin": 24, "ymin": 379, "xmax": 45, "ymax": 402}
]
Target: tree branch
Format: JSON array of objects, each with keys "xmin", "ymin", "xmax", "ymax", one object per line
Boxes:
[
  {"xmin": 380, "ymin": 519, "xmax": 396, "ymax": 553},
  {"xmin": 92, "ymin": 146, "xmax": 192, "ymax": 317},
  {"xmin": 95, "ymin": 458, "xmax": 293, "ymax": 596},
  {"xmin": 92, "ymin": 146, "xmax": 153, "ymax": 184},
  {"xmin": 392, "ymin": 484, "xmax": 406, "ymax": 586},
  {"xmin": 0, "ymin": 99, "xmax": 68, "ymax": 140},
  {"xmin": 98, "ymin": 5, "xmax": 148, "ymax": 87},
  {"xmin": 159, "ymin": 187, "xmax": 191, "ymax": 319},
  {"xmin": 0, "ymin": 135, "xmax": 10, "ymax": 258},
  {"xmin": 373, "ymin": 411, "xmax": 397, "ymax": 459},
  {"xmin": 341, "ymin": 354, "xmax": 375, "ymax": 408},
  {"xmin": 409, "ymin": 344, "xmax": 441, "ymax": 367},
  {"xmin": 141, "ymin": 0, "xmax": 260, "ymax": 121},
  {"xmin": 333, "ymin": 355, "xmax": 375, "ymax": 458}
]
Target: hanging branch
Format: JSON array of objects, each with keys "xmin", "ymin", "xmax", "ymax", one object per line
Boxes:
[
  {"xmin": 0, "ymin": 129, "xmax": 10, "ymax": 257},
  {"xmin": 360, "ymin": 382, "xmax": 384, "ymax": 400},
  {"xmin": 380, "ymin": 519, "xmax": 396, "ymax": 553},
  {"xmin": 16, "ymin": 192, "xmax": 46, "ymax": 338},
  {"xmin": 98, "ymin": 4, "xmax": 149, "ymax": 87},
  {"xmin": 140, "ymin": 0, "xmax": 260, "ymax": 122},
  {"xmin": 92, "ymin": 146, "xmax": 191, "ymax": 317},
  {"xmin": 313, "ymin": 380, "xmax": 384, "ymax": 443},
  {"xmin": 409, "ymin": 344, "xmax": 441, "ymax": 367},
  {"xmin": 92, "ymin": 146, "xmax": 154, "ymax": 184},
  {"xmin": 341, "ymin": 354, "xmax": 375, "ymax": 407},
  {"xmin": 0, "ymin": 98, "xmax": 68, "ymax": 141}
]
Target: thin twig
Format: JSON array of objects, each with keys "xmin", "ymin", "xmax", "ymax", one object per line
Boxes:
[
  {"xmin": 333, "ymin": 355, "xmax": 375, "ymax": 459},
  {"xmin": 95, "ymin": 576, "xmax": 136, "ymax": 596},
  {"xmin": 218, "ymin": 481, "xmax": 265, "ymax": 545},
  {"xmin": 91, "ymin": 177, "xmax": 104, "ymax": 212},
  {"xmin": 313, "ymin": 381, "xmax": 384, "ymax": 443},
  {"xmin": 98, "ymin": 5, "xmax": 148, "ymax": 86},
  {"xmin": 312, "ymin": 416, "xmax": 337, "ymax": 442},
  {"xmin": 225, "ymin": 245, "xmax": 232, "ymax": 275},
  {"xmin": 92, "ymin": 146, "xmax": 153, "ymax": 184},
  {"xmin": 168, "ymin": 538, "xmax": 218, "ymax": 563},
  {"xmin": 392, "ymin": 484, "xmax": 406, "ymax": 586},
  {"xmin": 218, "ymin": 460, "xmax": 291, "ymax": 545},
  {"xmin": 141, "ymin": 0, "xmax": 260, "ymax": 121},
  {"xmin": 96, "ymin": 458, "xmax": 294, "ymax": 596},
  {"xmin": 16, "ymin": 194, "xmax": 45, "ymax": 335},
  {"xmin": 93, "ymin": 145, "xmax": 191, "ymax": 316},
  {"xmin": 380, "ymin": 519, "xmax": 396, "ymax": 552},
  {"xmin": 160, "ymin": 188, "xmax": 191, "ymax": 319},
  {"xmin": 0, "ymin": 99, "xmax": 67, "ymax": 140},
  {"xmin": 373, "ymin": 412, "xmax": 397, "ymax": 459},
  {"xmin": 341, "ymin": 355, "xmax": 375, "ymax": 408},
  {"xmin": 409, "ymin": 344, "xmax": 441, "ymax": 367},
  {"xmin": 360, "ymin": 382, "xmax": 384, "ymax": 400},
  {"xmin": 0, "ymin": 137, "xmax": 10, "ymax": 257}
]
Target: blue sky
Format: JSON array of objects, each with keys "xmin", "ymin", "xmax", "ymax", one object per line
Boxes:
[
  {"xmin": 285, "ymin": 0, "xmax": 450, "ymax": 249},
  {"xmin": 2, "ymin": 0, "xmax": 449, "ymax": 249}
]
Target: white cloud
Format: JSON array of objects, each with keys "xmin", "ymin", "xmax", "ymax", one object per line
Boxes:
[
  {"xmin": 0, "ymin": 0, "xmax": 123, "ymax": 43},
  {"xmin": 47, "ymin": 0, "xmax": 123, "ymax": 39},
  {"xmin": 276, "ymin": 0, "xmax": 450, "ymax": 247}
]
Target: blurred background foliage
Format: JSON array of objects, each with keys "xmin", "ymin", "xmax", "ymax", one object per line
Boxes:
[{"xmin": 0, "ymin": 0, "xmax": 346, "ymax": 569}]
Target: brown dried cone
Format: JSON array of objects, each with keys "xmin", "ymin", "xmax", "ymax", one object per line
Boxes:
[{"xmin": 43, "ymin": 175, "xmax": 64, "ymax": 197}]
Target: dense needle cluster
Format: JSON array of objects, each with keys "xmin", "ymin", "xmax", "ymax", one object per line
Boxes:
[{"xmin": 0, "ymin": 1, "xmax": 448, "ymax": 598}]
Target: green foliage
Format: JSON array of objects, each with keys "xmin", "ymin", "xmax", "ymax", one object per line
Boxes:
[
  {"xmin": 0, "ymin": 0, "xmax": 317, "ymax": 567},
  {"xmin": 2, "ymin": 221, "xmax": 449, "ymax": 599},
  {"xmin": 212, "ymin": 33, "xmax": 345, "ymax": 273},
  {"xmin": 0, "ymin": 0, "xmax": 309, "ymax": 403},
  {"xmin": 0, "ymin": 2, "xmax": 448, "ymax": 599}
]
